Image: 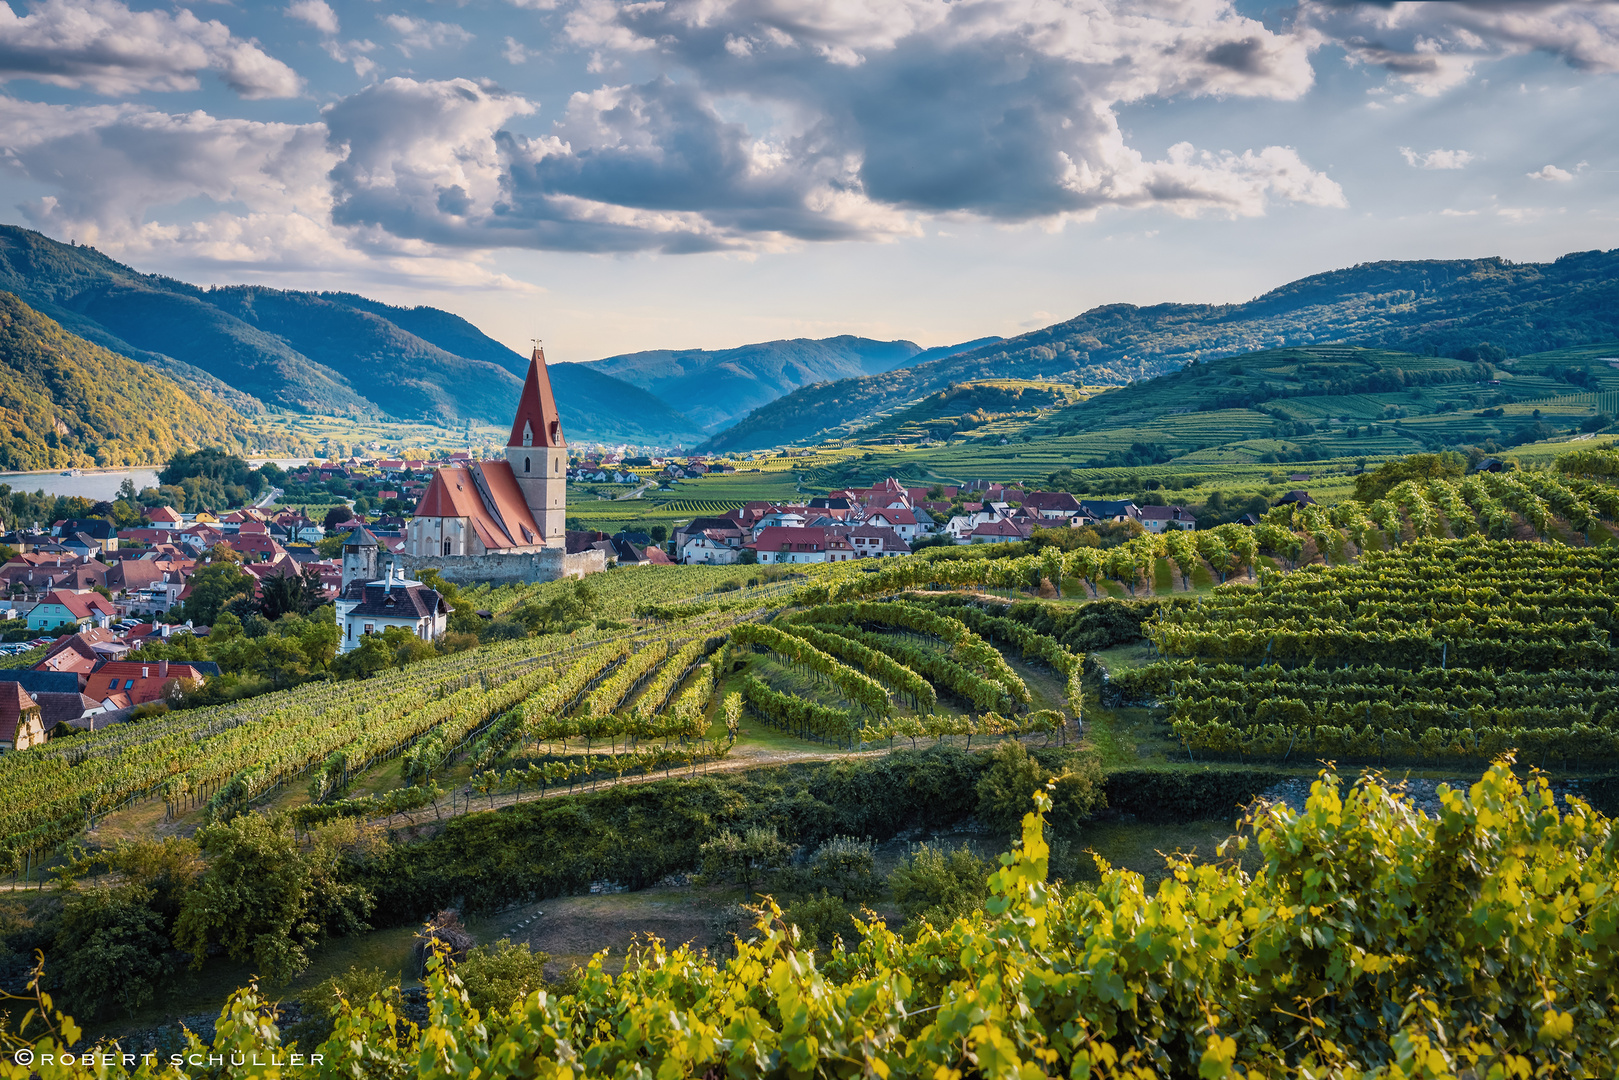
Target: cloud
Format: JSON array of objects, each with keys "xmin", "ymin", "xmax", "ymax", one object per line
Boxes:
[
  {"xmin": 1399, "ymin": 147, "xmax": 1476, "ymax": 170},
  {"xmin": 1528, "ymin": 164, "xmax": 1574, "ymax": 181},
  {"xmin": 1296, "ymin": 1, "xmax": 1619, "ymax": 96},
  {"xmin": 0, "ymin": 0, "xmax": 301, "ymax": 98},
  {"xmin": 0, "ymin": 95, "xmax": 532, "ymax": 290},
  {"xmin": 383, "ymin": 15, "xmax": 473, "ymax": 58},
  {"xmin": 502, "ymin": 36, "xmax": 528, "ymax": 65},
  {"xmin": 286, "ymin": 0, "xmax": 338, "ymax": 37}
]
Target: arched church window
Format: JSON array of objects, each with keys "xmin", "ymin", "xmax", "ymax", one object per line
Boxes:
[{"xmin": 525, "ymin": 457, "xmax": 531, "ymax": 473}]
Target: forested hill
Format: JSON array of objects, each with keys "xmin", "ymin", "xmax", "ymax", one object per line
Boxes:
[
  {"xmin": 0, "ymin": 292, "xmax": 252, "ymax": 471},
  {"xmin": 0, "ymin": 226, "xmax": 704, "ymax": 445},
  {"xmin": 583, "ymin": 334, "xmax": 1000, "ymax": 432},
  {"xmin": 702, "ymin": 249, "xmax": 1619, "ymax": 451}
]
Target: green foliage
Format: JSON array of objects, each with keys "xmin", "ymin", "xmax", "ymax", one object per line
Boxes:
[
  {"xmin": 181, "ymin": 560, "xmax": 257, "ymax": 626},
  {"xmin": 1352, "ymin": 450, "xmax": 1466, "ymax": 501},
  {"xmin": 888, "ymin": 842, "xmax": 990, "ymax": 935},
  {"xmin": 295, "ymin": 965, "xmax": 402, "ymax": 1043},
  {"xmin": 455, "ymin": 939, "xmax": 551, "ymax": 1015},
  {"xmin": 805, "ymin": 835, "xmax": 879, "ymax": 902},
  {"xmin": 50, "ymin": 884, "xmax": 175, "ymax": 1019},
  {"xmin": 174, "ymin": 816, "xmax": 374, "ymax": 984},
  {"xmin": 780, "ymin": 892, "xmax": 855, "ymax": 953},
  {"xmin": 975, "ymin": 741, "xmax": 1105, "ymax": 838},
  {"xmin": 698, "ymin": 825, "xmax": 795, "ymax": 895},
  {"xmin": 0, "ymin": 291, "xmax": 249, "ymax": 470}
]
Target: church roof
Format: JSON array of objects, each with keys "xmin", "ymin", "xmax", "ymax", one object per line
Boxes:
[
  {"xmin": 415, "ymin": 461, "xmax": 546, "ymax": 549},
  {"xmin": 507, "ymin": 346, "xmax": 566, "ymax": 449}
]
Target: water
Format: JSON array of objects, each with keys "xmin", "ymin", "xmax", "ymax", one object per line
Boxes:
[{"xmin": 0, "ymin": 459, "xmax": 309, "ymax": 503}]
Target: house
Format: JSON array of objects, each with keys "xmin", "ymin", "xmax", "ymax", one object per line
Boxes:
[
  {"xmin": 146, "ymin": 506, "xmax": 183, "ymax": 530},
  {"xmin": 846, "ymin": 525, "xmax": 910, "ymax": 557},
  {"xmin": 969, "ymin": 519, "xmax": 1030, "ymax": 543},
  {"xmin": 806, "ymin": 497, "xmax": 855, "ymax": 520},
  {"xmin": 610, "ymin": 535, "xmax": 674, "ymax": 566},
  {"xmin": 750, "ymin": 526, "xmax": 831, "ymax": 564},
  {"xmin": 336, "ymin": 562, "xmax": 450, "ymax": 653},
  {"xmin": 1018, "ymin": 492, "xmax": 1083, "ymax": 521},
  {"xmin": 864, "ymin": 508, "xmax": 920, "ymax": 542},
  {"xmin": 54, "ymin": 519, "xmax": 118, "ymax": 553},
  {"xmin": 84, "ymin": 660, "xmax": 209, "ymax": 707},
  {"xmin": 27, "ymin": 590, "xmax": 116, "ymax": 632},
  {"xmin": 753, "ymin": 509, "xmax": 808, "ymax": 536},
  {"xmin": 1275, "ymin": 490, "xmax": 1316, "ymax": 507},
  {"xmin": 36, "ymin": 691, "xmax": 112, "ymax": 735},
  {"xmin": 0, "ymin": 682, "xmax": 45, "ymax": 751},
  {"xmin": 1076, "ymin": 500, "xmax": 1139, "ymax": 524},
  {"xmin": 1136, "ymin": 505, "xmax": 1198, "ymax": 533},
  {"xmin": 946, "ymin": 510, "xmax": 1003, "ymax": 541},
  {"xmin": 35, "ymin": 629, "xmax": 126, "ymax": 675},
  {"xmin": 681, "ymin": 528, "xmax": 746, "ymax": 565},
  {"xmin": 674, "ymin": 516, "xmax": 745, "ymax": 561}
]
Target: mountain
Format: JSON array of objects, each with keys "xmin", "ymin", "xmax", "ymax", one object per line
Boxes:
[
  {"xmin": 0, "ymin": 225, "xmax": 699, "ymax": 446},
  {"xmin": 0, "ymin": 291, "xmax": 251, "ymax": 472},
  {"xmin": 583, "ymin": 334, "xmax": 998, "ymax": 432},
  {"xmin": 701, "ymin": 249, "xmax": 1619, "ymax": 451}
]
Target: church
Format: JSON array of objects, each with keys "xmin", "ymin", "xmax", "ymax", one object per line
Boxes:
[{"xmin": 402, "ymin": 346, "xmax": 604, "ymax": 583}]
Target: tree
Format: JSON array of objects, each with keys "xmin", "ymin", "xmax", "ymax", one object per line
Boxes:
[
  {"xmin": 455, "ymin": 940, "xmax": 551, "ymax": 1015},
  {"xmin": 332, "ymin": 634, "xmax": 392, "ymax": 680},
  {"xmin": 51, "ymin": 885, "xmax": 175, "ymax": 1018},
  {"xmin": 975, "ymin": 741, "xmax": 1048, "ymax": 838},
  {"xmin": 888, "ymin": 843, "xmax": 988, "ymax": 935},
  {"xmin": 698, "ymin": 826, "xmax": 794, "ymax": 896},
  {"xmin": 174, "ymin": 815, "xmax": 373, "ymax": 985},
  {"xmin": 806, "ymin": 836, "xmax": 878, "ymax": 902},
  {"xmin": 324, "ymin": 506, "xmax": 354, "ymax": 532},
  {"xmin": 182, "ymin": 561, "xmax": 256, "ymax": 625},
  {"xmin": 259, "ymin": 567, "xmax": 326, "ymax": 621}
]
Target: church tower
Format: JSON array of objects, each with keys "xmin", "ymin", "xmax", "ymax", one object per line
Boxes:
[
  {"xmin": 340, "ymin": 526, "xmax": 379, "ymax": 589},
  {"xmin": 505, "ymin": 345, "xmax": 568, "ymax": 548}
]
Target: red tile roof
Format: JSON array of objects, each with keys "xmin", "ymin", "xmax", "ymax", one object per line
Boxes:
[
  {"xmin": 507, "ymin": 346, "xmax": 566, "ymax": 449},
  {"xmin": 415, "ymin": 462, "xmax": 547, "ymax": 549},
  {"xmin": 0, "ymin": 682, "xmax": 41, "ymax": 747},
  {"xmin": 87, "ymin": 661, "xmax": 207, "ymax": 706}
]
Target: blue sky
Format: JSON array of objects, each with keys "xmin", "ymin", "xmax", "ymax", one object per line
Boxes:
[{"xmin": 0, "ymin": 0, "xmax": 1614, "ymax": 362}]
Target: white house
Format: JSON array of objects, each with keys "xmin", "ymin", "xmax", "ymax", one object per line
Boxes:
[
  {"xmin": 336, "ymin": 563, "xmax": 450, "ymax": 653},
  {"xmin": 865, "ymin": 508, "xmax": 920, "ymax": 542}
]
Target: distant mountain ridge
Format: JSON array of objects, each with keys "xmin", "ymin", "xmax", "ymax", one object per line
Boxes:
[
  {"xmin": 0, "ymin": 291, "xmax": 252, "ymax": 471},
  {"xmin": 0, "ymin": 225, "xmax": 704, "ymax": 446},
  {"xmin": 701, "ymin": 249, "xmax": 1619, "ymax": 451},
  {"xmin": 582, "ymin": 334, "xmax": 1000, "ymax": 432}
]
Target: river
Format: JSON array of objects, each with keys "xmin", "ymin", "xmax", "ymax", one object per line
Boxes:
[{"xmin": 0, "ymin": 460, "xmax": 310, "ymax": 502}]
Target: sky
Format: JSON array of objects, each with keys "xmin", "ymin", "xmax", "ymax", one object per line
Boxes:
[{"xmin": 0, "ymin": 0, "xmax": 1614, "ymax": 363}]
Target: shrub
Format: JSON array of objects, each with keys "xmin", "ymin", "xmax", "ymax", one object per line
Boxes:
[
  {"xmin": 781, "ymin": 892, "xmax": 854, "ymax": 953},
  {"xmin": 806, "ymin": 836, "xmax": 878, "ymax": 902},
  {"xmin": 456, "ymin": 939, "xmax": 551, "ymax": 1015},
  {"xmin": 889, "ymin": 843, "xmax": 989, "ymax": 935}
]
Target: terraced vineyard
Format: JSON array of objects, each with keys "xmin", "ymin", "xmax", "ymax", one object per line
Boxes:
[{"xmin": 1112, "ymin": 538, "xmax": 1619, "ymax": 766}]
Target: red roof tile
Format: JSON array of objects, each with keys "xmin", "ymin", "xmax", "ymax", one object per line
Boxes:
[{"xmin": 507, "ymin": 346, "xmax": 566, "ymax": 449}]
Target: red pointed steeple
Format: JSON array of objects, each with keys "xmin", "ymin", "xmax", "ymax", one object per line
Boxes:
[{"xmin": 507, "ymin": 345, "xmax": 566, "ymax": 448}]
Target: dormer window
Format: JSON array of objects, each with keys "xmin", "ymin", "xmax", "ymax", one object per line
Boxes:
[
  {"xmin": 522, "ymin": 421, "xmax": 533, "ymax": 447},
  {"xmin": 549, "ymin": 420, "xmax": 559, "ymax": 443}
]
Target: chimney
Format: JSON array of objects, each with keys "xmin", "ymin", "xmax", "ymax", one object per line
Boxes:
[{"xmin": 158, "ymin": 661, "xmax": 168, "ymax": 679}]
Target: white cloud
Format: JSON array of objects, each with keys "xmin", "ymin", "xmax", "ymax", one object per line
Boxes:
[
  {"xmin": 1297, "ymin": 1, "xmax": 1619, "ymax": 96},
  {"xmin": 285, "ymin": 0, "xmax": 338, "ymax": 37},
  {"xmin": 0, "ymin": 95, "xmax": 533, "ymax": 289},
  {"xmin": 1528, "ymin": 164, "xmax": 1574, "ymax": 181},
  {"xmin": 0, "ymin": 0, "xmax": 301, "ymax": 97},
  {"xmin": 1399, "ymin": 147, "xmax": 1476, "ymax": 170},
  {"xmin": 383, "ymin": 15, "xmax": 473, "ymax": 58},
  {"xmin": 502, "ymin": 36, "xmax": 528, "ymax": 65}
]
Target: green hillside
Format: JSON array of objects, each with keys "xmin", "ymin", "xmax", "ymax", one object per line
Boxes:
[
  {"xmin": 0, "ymin": 291, "xmax": 256, "ymax": 470},
  {"xmin": 0, "ymin": 225, "xmax": 703, "ymax": 446},
  {"xmin": 587, "ymin": 335, "xmax": 997, "ymax": 432},
  {"xmin": 703, "ymin": 249, "xmax": 1619, "ymax": 450}
]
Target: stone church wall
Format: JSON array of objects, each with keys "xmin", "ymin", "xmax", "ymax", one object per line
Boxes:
[{"xmin": 401, "ymin": 547, "xmax": 607, "ymax": 586}]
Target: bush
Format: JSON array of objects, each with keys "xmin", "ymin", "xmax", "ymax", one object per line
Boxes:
[
  {"xmin": 780, "ymin": 892, "xmax": 854, "ymax": 953},
  {"xmin": 455, "ymin": 939, "xmax": 550, "ymax": 1015},
  {"xmin": 293, "ymin": 965, "xmax": 402, "ymax": 1045},
  {"xmin": 978, "ymin": 742, "xmax": 1105, "ymax": 839},
  {"xmin": 888, "ymin": 843, "xmax": 989, "ymax": 935},
  {"xmin": 51, "ymin": 885, "xmax": 175, "ymax": 1019},
  {"xmin": 698, "ymin": 826, "xmax": 795, "ymax": 896},
  {"xmin": 805, "ymin": 836, "xmax": 878, "ymax": 902},
  {"xmin": 1102, "ymin": 767, "xmax": 1282, "ymax": 823}
]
